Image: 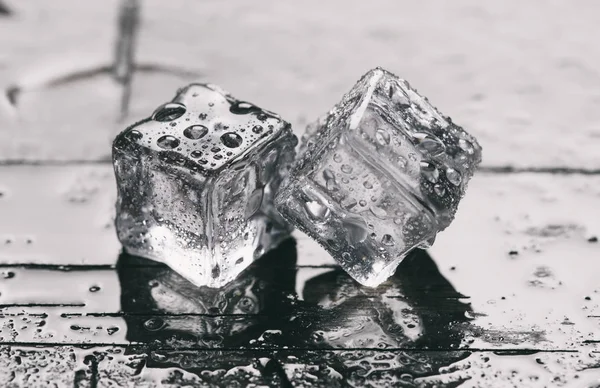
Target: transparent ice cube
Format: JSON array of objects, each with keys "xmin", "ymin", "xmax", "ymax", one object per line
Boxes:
[
  {"xmin": 276, "ymin": 68, "xmax": 482, "ymax": 287},
  {"xmin": 113, "ymin": 83, "xmax": 297, "ymax": 288}
]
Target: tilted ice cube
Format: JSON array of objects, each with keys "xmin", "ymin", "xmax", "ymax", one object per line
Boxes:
[
  {"xmin": 113, "ymin": 83, "xmax": 297, "ymax": 287},
  {"xmin": 276, "ymin": 68, "xmax": 482, "ymax": 287}
]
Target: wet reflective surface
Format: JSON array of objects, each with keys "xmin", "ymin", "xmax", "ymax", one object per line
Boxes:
[
  {"xmin": 116, "ymin": 242, "xmax": 473, "ymax": 386},
  {"xmin": 0, "ymin": 168, "xmax": 599, "ymax": 387}
]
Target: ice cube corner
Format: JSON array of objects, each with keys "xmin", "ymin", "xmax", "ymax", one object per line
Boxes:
[
  {"xmin": 275, "ymin": 68, "xmax": 482, "ymax": 287},
  {"xmin": 113, "ymin": 83, "xmax": 297, "ymax": 288}
]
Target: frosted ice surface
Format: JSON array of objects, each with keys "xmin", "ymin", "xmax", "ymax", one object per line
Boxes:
[
  {"xmin": 113, "ymin": 83, "xmax": 297, "ymax": 287},
  {"xmin": 276, "ymin": 68, "xmax": 482, "ymax": 287}
]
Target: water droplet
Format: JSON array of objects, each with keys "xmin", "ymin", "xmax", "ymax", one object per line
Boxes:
[
  {"xmin": 89, "ymin": 285, "xmax": 100, "ymax": 292},
  {"xmin": 126, "ymin": 130, "xmax": 143, "ymax": 141},
  {"xmin": 190, "ymin": 150, "xmax": 203, "ymax": 158},
  {"xmin": 458, "ymin": 138, "xmax": 475, "ymax": 154},
  {"xmin": 221, "ymin": 132, "xmax": 243, "ymax": 148},
  {"xmin": 199, "ymin": 113, "xmax": 207, "ymax": 120},
  {"xmin": 341, "ymin": 164, "xmax": 353, "ymax": 174},
  {"xmin": 144, "ymin": 318, "xmax": 165, "ymax": 331},
  {"xmin": 434, "ymin": 184, "xmax": 445, "ymax": 196},
  {"xmin": 333, "ymin": 153, "xmax": 342, "ymax": 163},
  {"xmin": 183, "ymin": 125, "xmax": 208, "ymax": 140},
  {"xmin": 304, "ymin": 200, "xmax": 330, "ymax": 222},
  {"xmin": 359, "ymin": 199, "xmax": 367, "ymax": 207},
  {"xmin": 254, "ymin": 244, "xmax": 265, "ymax": 259},
  {"xmin": 413, "ymin": 133, "xmax": 446, "ymax": 156},
  {"xmin": 252, "ymin": 125, "xmax": 263, "ymax": 134},
  {"xmin": 381, "ymin": 234, "xmax": 395, "ymax": 246},
  {"xmin": 342, "ymin": 217, "xmax": 368, "ymax": 245},
  {"xmin": 445, "ymin": 168, "xmax": 462, "ymax": 186},
  {"xmin": 342, "ymin": 252, "xmax": 351, "ymax": 261},
  {"xmin": 152, "ymin": 103, "xmax": 186, "ymax": 122},
  {"xmin": 230, "ymin": 101, "xmax": 260, "ymax": 115},
  {"xmin": 376, "ymin": 129, "xmax": 391, "ymax": 145},
  {"xmin": 157, "ymin": 135, "xmax": 180, "ymax": 149},
  {"xmin": 370, "ymin": 206, "xmax": 388, "ymax": 219},
  {"xmin": 363, "ymin": 181, "xmax": 373, "ymax": 189},
  {"xmin": 420, "ymin": 161, "xmax": 439, "ymax": 183}
]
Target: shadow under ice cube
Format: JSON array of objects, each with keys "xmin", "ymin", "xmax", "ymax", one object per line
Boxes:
[
  {"xmin": 276, "ymin": 68, "xmax": 482, "ymax": 287},
  {"xmin": 113, "ymin": 83, "xmax": 297, "ymax": 287}
]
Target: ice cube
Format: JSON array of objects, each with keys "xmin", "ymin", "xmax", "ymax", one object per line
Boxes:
[
  {"xmin": 275, "ymin": 68, "xmax": 482, "ymax": 287},
  {"xmin": 113, "ymin": 83, "xmax": 297, "ymax": 288}
]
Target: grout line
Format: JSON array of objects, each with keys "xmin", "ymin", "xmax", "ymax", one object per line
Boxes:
[
  {"xmin": 60, "ymin": 312, "xmax": 262, "ymax": 318},
  {"xmin": 0, "ymin": 303, "xmax": 85, "ymax": 308}
]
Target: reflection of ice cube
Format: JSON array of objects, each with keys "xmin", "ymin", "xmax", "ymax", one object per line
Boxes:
[
  {"xmin": 113, "ymin": 83, "xmax": 297, "ymax": 287},
  {"xmin": 276, "ymin": 68, "xmax": 482, "ymax": 287}
]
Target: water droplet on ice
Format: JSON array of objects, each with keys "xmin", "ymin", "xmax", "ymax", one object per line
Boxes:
[
  {"xmin": 230, "ymin": 101, "xmax": 260, "ymax": 115},
  {"xmin": 126, "ymin": 130, "xmax": 143, "ymax": 141},
  {"xmin": 157, "ymin": 135, "xmax": 180, "ymax": 149},
  {"xmin": 183, "ymin": 125, "xmax": 208, "ymax": 140},
  {"xmin": 341, "ymin": 164, "xmax": 353, "ymax": 174},
  {"xmin": 458, "ymin": 138, "xmax": 474, "ymax": 154},
  {"xmin": 445, "ymin": 168, "xmax": 462, "ymax": 186},
  {"xmin": 434, "ymin": 184, "xmax": 446, "ymax": 196},
  {"xmin": 152, "ymin": 103, "xmax": 186, "ymax": 122},
  {"xmin": 190, "ymin": 150, "xmax": 203, "ymax": 158},
  {"xmin": 413, "ymin": 133, "xmax": 446, "ymax": 156},
  {"xmin": 370, "ymin": 205, "xmax": 387, "ymax": 219},
  {"xmin": 333, "ymin": 153, "xmax": 342, "ymax": 163},
  {"xmin": 221, "ymin": 132, "xmax": 243, "ymax": 148},
  {"xmin": 376, "ymin": 128, "xmax": 391, "ymax": 145},
  {"xmin": 252, "ymin": 125, "xmax": 263, "ymax": 134},
  {"xmin": 381, "ymin": 234, "xmax": 395, "ymax": 246},
  {"xmin": 420, "ymin": 161, "xmax": 439, "ymax": 183}
]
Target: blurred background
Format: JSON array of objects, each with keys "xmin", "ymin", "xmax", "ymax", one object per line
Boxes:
[{"xmin": 1, "ymin": 0, "xmax": 599, "ymax": 167}]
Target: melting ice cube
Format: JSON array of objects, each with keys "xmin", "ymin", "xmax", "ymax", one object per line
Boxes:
[
  {"xmin": 276, "ymin": 68, "xmax": 482, "ymax": 287},
  {"xmin": 113, "ymin": 83, "xmax": 297, "ymax": 287}
]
